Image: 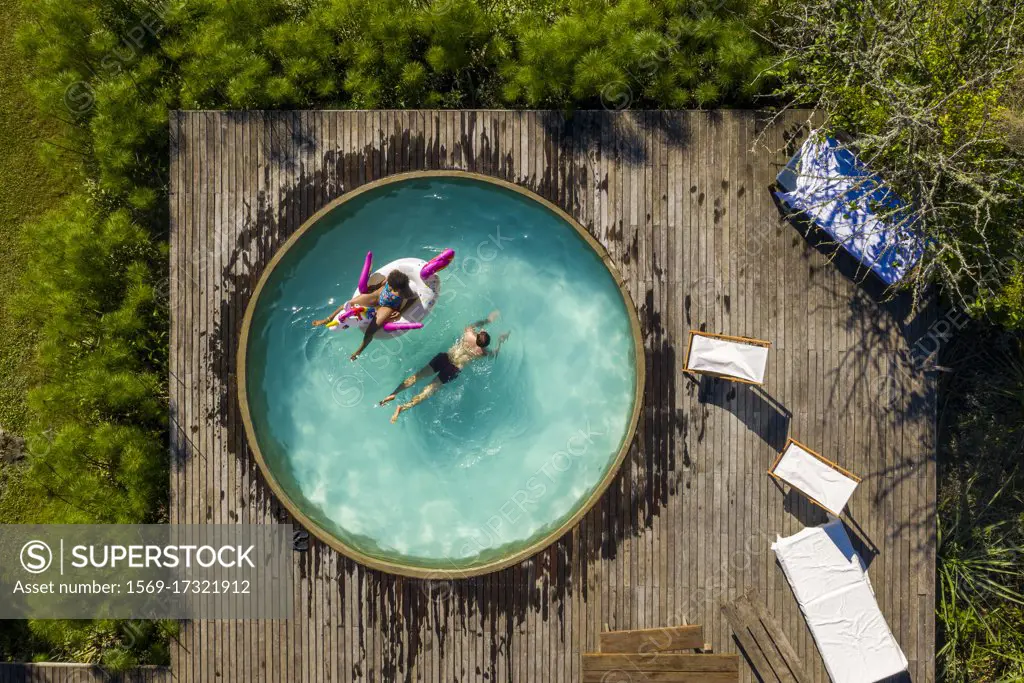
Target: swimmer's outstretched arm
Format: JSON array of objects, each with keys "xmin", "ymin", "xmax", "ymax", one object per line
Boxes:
[
  {"xmin": 468, "ymin": 310, "xmax": 501, "ymax": 331},
  {"xmin": 391, "ymin": 380, "xmax": 440, "ymax": 423},
  {"xmin": 313, "ymin": 301, "xmax": 347, "ymax": 327},
  {"xmin": 491, "ymin": 331, "xmax": 511, "ymax": 357}
]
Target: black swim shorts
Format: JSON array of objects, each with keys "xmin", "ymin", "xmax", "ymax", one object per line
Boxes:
[{"xmin": 429, "ymin": 352, "xmax": 461, "ymax": 384}]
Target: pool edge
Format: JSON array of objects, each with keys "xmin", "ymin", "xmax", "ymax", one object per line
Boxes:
[{"xmin": 237, "ymin": 170, "xmax": 647, "ymax": 579}]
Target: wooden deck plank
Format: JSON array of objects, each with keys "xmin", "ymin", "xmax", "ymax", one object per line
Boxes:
[
  {"xmin": 737, "ymin": 114, "xmax": 758, "ymax": 683},
  {"xmin": 168, "ymin": 110, "xmax": 936, "ymax": 683},
  {"xmin": 221, "ymin": 109, "xmax": 235, "ymax": 679},
  {"xmin": 599, "ymin": 625, "xmax": 704, "ymax": 653},
  {"xmin": 582, "ymin": 673, "xmax": 739, "ymax": 683},
  {"xmin": 582, "ymin": 672, "xmax": 739, "ymax": 683},
  {"xmin": 168, "ymin": 107, "xmax": 182, "ymax": 681},
  {"xmin": 582, "ymin": 653, "xmax": 739, "ymax": 672},
  {"xmin": 192, "ymin": 110, "xmax": 206, "ymax": 683},
  {"xmin": 180, "ymin": 109, "xmax": 195, "ymax": 679}
]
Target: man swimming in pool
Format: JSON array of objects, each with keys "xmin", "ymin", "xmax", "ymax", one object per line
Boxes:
[{"xmin": 380, "ymin": 310, "xmax": 510, "ymax": 423}]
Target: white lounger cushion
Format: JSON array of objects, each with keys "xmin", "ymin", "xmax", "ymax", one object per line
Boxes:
[
  {"xmin": 772, "ymin": 521, "xmax": 908, "ymax": 683},
  {"xmin": 773, "ymin": 441, "xmax": 859, "ymax": 514},
  {"xmin": 687, "ymin": 335, "xmax": 769, "ymax": 383}
]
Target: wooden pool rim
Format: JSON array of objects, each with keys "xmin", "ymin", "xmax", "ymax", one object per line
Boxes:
[{"xmin": 237, "ymin": 169, "xmax": 647, "ymax": 579}]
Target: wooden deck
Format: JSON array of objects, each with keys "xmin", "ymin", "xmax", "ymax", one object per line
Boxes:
[{"xmin": 169, "ymin": 110, "xmax": 937, "ymax": 682}]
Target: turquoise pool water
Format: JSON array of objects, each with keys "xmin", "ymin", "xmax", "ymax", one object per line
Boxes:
[{"xmin": 243, "ymin": 176, "xmax": 639, "ymax": 572}]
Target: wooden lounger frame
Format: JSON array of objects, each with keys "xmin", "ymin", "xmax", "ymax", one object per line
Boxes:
[
  {"xmin": 768, "ymin": 438, "xmax": 862, "ymax": 516},
  {"xmin": 682, "ymin": 330, "xmax": 773, "ymax": 385}
]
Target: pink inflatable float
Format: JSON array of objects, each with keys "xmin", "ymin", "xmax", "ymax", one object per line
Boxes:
[{"xmin": 327, "ymin": 249, "xmax": 455, "ymax": 336}]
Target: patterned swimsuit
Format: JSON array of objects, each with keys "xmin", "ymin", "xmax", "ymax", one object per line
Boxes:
[{"xmin": 366, "ymin": 282, "xmax": 403, "ymax": 319}]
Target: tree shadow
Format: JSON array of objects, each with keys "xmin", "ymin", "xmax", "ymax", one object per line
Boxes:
[{"xmin": 536, "ymin": 109, "xmax": 695, "ymax": 167}]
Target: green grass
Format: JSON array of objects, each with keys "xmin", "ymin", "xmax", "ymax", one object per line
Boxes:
[
  {"xmin": 0, "ymin": 0, "xmax": 71, "ymax": 523},
  {"xmin": 937, "ymin": 330, "xmax": 1024, "ymax": 681}
]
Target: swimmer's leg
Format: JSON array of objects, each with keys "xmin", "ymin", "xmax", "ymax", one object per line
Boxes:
[
  {"xmin": 350, "ymin": 306, "xmax": 397, "ymax": 361},
  {"xmin": 380, "ymin": 363, "xmax": 436, "ymax": 405},
  {"xmin": 347, "ymin": 289, "xmax": 380, "ymax": 308},
  {"xmin": 391, "ymin": 379, "xmax": 440, "ymax": 423}
]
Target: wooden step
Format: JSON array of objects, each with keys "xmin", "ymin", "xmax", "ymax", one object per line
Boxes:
[
  {"xmin": 582, "ymin": 672, "xmax": 739, "ymax": 683},
  {"xmin": 599, "ymin": 625, "xmax": 704, "ymax": 653},
  {"xmin": 582, "ymin": 653, "xmax": 740, "ymax": 673}
]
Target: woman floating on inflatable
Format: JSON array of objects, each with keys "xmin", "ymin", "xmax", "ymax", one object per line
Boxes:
[{"xmin": 313, "ymin": 248, "xmax": 455, "ymax": 361}]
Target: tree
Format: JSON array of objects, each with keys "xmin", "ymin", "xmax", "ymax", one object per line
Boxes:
[
  {"xmin": 501, "ymin": 0, "xmax": 778, "ymax": 109},
  {"xmin": 765, "ymin": 0, "xmax": 1024, "ymax": 327}
]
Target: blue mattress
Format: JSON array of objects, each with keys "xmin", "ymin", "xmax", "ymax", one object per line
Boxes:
[{"xmin": 776, "ymin": 133, "xmax": 924, "ymax": 286}]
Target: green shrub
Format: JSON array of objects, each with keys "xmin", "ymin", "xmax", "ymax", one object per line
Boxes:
[
  {"xmin": 501, "ymin": 0, "xmax": 779, "ymax": 109},
  {"xmin": 26, "ymin": 620, "xmax": 178, "ymax": 671},
  {"xmin": 13, "ymin": 200, "xmax": 167, "ymax": 524},
  {"xmin": 938, "ymin": 476, "xmax": 1024, "ymax": 681}
]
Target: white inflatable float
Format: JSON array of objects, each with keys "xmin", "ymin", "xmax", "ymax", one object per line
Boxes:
[{"xmin": 327, "ymin": 249, "xmax": 455, "ymax": 336}]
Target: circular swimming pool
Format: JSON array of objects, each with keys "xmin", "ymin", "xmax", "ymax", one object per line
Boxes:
[{"xmin": 239, "ymin": 172, "xmax": 643, "ymax": 577}]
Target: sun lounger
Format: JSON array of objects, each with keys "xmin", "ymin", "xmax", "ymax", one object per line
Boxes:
[
  {"xmin": 768, "ymin": 439, "xmax": 861, "ymax": 516},
  {"xmin": 683, "ymin": 331, "xmax": 771, "ymax": 385},
  {"xmin": 775, "ymin": 132, "xmax": 924, "ymax": 286},
  {"xmin": 772, "ymin": 520, "xmax": 908, "ymax": 683}
]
